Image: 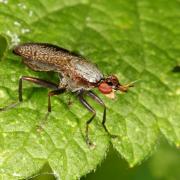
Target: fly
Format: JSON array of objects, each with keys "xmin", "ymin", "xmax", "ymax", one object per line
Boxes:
[{"xmin": 1, "ymin": 43, "xmax": 134, "ymax": 146}]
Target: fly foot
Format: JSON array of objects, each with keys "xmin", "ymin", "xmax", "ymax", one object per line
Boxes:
[{"xmin": 86, "ymin": 137, "xmax": 96, "ymax": 149}]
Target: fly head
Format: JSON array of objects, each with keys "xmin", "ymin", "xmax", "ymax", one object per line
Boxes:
[{"xmin": 98, "ymin": 75, "xmax": 134, "ymax": 99}]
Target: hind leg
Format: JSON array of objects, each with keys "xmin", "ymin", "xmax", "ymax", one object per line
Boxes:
[{"xmin": 1, "ymin": 76, "xmax": 59, "ymax": 111}]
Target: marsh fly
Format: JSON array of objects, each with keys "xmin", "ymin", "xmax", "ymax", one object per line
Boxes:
[{"xmin": 2, "ymin": 43, "xmax": 134, "ymax": 146}]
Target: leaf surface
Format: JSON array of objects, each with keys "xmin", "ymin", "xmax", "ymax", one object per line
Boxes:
[{"xmin": 0, "ymin": 0, "xmax": 179, "ymax": 179}]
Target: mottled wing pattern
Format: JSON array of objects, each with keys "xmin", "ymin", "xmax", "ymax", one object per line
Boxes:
[{"xmin": 13, "ymin": 43, "xmax": 73, "ymax": 72}]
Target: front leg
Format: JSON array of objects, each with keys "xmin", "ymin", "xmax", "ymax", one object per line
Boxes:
[
  {"xmin": 87, "ymin": 91, "xmax": 117, "ymax": 138},
  {"xmin": 78, "ymin": 90, "xmax": 96, "ymax": 146}
]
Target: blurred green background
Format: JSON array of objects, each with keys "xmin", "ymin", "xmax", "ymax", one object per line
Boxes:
[{"xmin": 33, "ymin": 139, "xmax": 180, "ymax": 180}]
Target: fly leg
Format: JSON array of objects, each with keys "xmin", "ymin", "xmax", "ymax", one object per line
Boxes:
[
  {"xmin": 19, "ymin": 76, "xmax": 66, "ymax": 112},
  {"xmin": 78, "ymin": 91, "xmax": 96, "ymax": 146},
  {"xmin": 18, "ymin": 76, "xmax": 59, "ymax": 102},
  {"xmin": 48, "ymin": 89, "xmax": 66, "ymax": 112},
  {"xmin": 40, "ymin": 88, "xmax": 65, "ymax": 128},
  {"xmin": 0, "ymin": 76, "xmax": 59, "ymax": 111},
  {"xmin": 87, "ymin": 91, "xmax": 117, "ymax": 138}
]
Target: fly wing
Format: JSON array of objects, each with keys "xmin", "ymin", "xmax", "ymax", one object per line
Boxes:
[
  {"xmin": 71, "ymin": 59, "xmax": 104, "ymax": 83},
  {"xmin": 13, "ymin": 43, "xmax": 104, "ymax": 83},
  {"xmin": 13, "ymin": 43, "xmax": 76, "ymax": 72}
]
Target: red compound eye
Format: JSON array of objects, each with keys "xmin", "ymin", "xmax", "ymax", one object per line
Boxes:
[{"xmin": 98, "ymin": 82, "xmax": 112, "ymax": 94}]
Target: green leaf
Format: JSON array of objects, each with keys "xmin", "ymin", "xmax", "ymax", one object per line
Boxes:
[
  {"xmin": 0, "ymin": 35, "xmax": 8, "ymax": 60},
  {"xmin": 0, "ymin": 0, "xmax": 179, "ymax": 179}
]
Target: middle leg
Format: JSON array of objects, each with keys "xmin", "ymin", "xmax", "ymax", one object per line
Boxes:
[
  {"xmin": 78, "ymin": 91, "xmax": 96, "ymax": 146},
  {"xmin": 48, "ymin": 88, "xmax": 66, "ymax": 112}
]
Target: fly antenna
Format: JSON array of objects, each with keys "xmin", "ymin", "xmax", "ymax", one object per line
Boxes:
[
  {"xmin": 126, "ymin": 79, "xmax": 141, "ymax": 87},
  {"xmin": 118, "ymin": 79, "xmax": 141, "ymax": 92}
]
